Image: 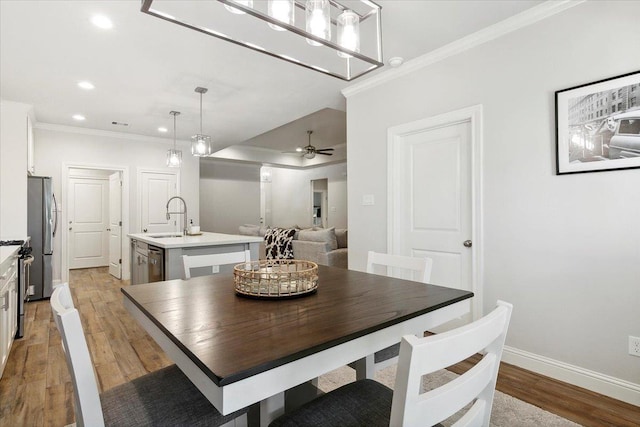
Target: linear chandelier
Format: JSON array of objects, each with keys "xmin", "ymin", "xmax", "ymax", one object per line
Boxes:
[{"xmin": 140, "ymin": 0, "xmax": 383, "ymax": 81}]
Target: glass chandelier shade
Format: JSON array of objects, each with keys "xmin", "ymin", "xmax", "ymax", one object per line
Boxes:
[
  {"xmin": 167, "ymin": 111, "xmax": 182, "ymax": 168},
  {"xmin": 267, "ymin": 0, "xmax": 294, "ymax": 31},
  {"xmin": 337, "ymin": 10, "xmax": 360, "ymax": 58},
  {"xmin": 191, "ymin": 87, "xmax": 213, "ymax": 157},
  {"xmin": 305, "ymin": 0, "xmax": 330, "ymax": 46}
]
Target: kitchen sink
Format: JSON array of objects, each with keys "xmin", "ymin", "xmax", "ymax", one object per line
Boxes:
[{"xmin": 148, "ymin": 233, "xmax": 184, "ymax": 238}]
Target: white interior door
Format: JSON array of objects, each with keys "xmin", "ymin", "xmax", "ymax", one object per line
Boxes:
[
  {"xmin": 68, "ymin": 177, "xmax": 109, "ymax": 269},
  {"xmin": 390, "ymin": 110, "xmax": 480, "ymax": 322},
  {"xmin": 141, "ymin": 171, "xmax": 178, "ymax": 233},
  {"xmin": 108, "ymin": 172, "xmax": 122, "ymax": 279}
]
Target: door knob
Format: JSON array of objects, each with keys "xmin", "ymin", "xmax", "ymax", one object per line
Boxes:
[
  {"xmin": 463, "ymin": 240, "xmax": 472, "ymax": 248},
  {"xmin": 107, "ymin": 228, "xmax": 111, "ymax": 231},
  {"xmin": 69, "ymin": 227, "xmax": 73, "ymax": 231},
  {"xmin": 143, "ymin": 228, "xmax": 148, "ymax": 233}
]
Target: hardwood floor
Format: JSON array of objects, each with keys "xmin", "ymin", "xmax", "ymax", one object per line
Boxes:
[{"xmin": 0, "ymin": 267, "xmax": 638, "ymax": 426}]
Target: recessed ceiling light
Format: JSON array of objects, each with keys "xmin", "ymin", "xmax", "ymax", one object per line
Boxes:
[
  {"xmin": 78, "ymin": 81, "xmax": 95, "ymax": 90},
  {"xmin": 158, "ymin": 127, "xmax": 168, "ymax": 133},
  {"xmin": 91, "ymin": 14, "xmax": 113, "ymax": 29},
  {"xmin": 72, "ymin": 114, "xmax": 86, "ymax": 121}
]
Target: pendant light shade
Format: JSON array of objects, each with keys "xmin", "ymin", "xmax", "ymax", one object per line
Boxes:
[
  {"xmin": 267, "ymin": 0, "xmax": 294, "ymax": 31},
  {"xmin": 305, "ymin": 0, "xmax": 330, "ymax": 46},
  {"xmin": 191, "ymin": 87, "xmax": 213, "ymax": 157},
  {"xmin": 337, "ymin": 10, "xmax": 360, "ymax": 58},
  {"xmin": 167, "ymin": 111, "xmax": 182, "ymax": 168}
]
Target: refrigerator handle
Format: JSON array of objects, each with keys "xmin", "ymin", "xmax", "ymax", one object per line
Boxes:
[{"xmin": 52, "ymin": 193, "xmax": 58, "ymax": 237}]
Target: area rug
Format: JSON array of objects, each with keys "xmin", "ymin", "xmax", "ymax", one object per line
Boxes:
[{"xmin": 317, "ymin": 365, "xmax": 581, "ymax": 427}]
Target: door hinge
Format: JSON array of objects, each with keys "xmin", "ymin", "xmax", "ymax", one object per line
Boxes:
[
  {"xmin": 119, "ymin": 221, "xmax": 122, "ymax": 226},
  {"xmin": 119, "ymin": 259, "xmax": 122, "ymax": 264}
]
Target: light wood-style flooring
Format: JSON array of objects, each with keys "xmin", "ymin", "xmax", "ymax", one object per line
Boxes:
[{"xmin": 0, "ymin": 267, "xmax": 638, "ymax": 426}]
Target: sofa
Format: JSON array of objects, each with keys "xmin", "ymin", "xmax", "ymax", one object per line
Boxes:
[{"xmin": 238, "ymin": 225, "xmax": 348, "ymax": 269}]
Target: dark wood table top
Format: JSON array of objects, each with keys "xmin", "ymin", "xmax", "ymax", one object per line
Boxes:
[{"xmin": 122, "ymin": 265, "xmax": 473, "ymax": 386}]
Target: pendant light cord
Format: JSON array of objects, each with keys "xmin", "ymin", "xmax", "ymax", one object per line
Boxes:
[{"xmin": 199, "ymin": 92, "xmax": 203, "ymax": 135}]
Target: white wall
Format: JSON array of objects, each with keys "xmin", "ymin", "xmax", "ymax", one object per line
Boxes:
[
  {"xmin": 0, "ymin": 100, "xmax": 32, "ymax": 239},
  {"xmin": 199, "ymin": 160, "xmax": 261, "ymax": 234},
  {"xmin": 346, "ymin": 1, "xmax": 639, "ymax": 396},
  {"xmin": 33, "ymin": 126, "xmax": 200, "ymax": 282},
  {"xmin": 269, "ymin": 163, "xmax": 347, "ymax": 229}
]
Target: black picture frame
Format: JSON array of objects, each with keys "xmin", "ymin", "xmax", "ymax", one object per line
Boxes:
[{"xmin": 555, "ymin": 70, "xmax": 640, "ymax": 175}]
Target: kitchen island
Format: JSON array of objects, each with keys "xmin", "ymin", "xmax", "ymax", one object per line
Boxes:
[{"xmin": 128, "ymin": 232, "xmax": 263, "ymax": 284}]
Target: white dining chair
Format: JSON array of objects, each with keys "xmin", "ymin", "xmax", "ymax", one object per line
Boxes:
[
  {"xmin": 50, "ymin": 283, "xmax": 248, "ymax": 427},
  {"xmin": 182, "ymin": 250, "xmax": 251, "ymax": 279},
  {"xmin": 353, "ymin": 251, "xmax": 434, "ymax": 379},
  {"xmin": 270, "ymin": 300, "xmax": 513, "ymax": 427}
]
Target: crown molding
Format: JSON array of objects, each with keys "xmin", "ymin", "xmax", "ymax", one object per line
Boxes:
[
  {"xmin": 342, "ymin": 0, "xmax": 586, "ymax": 98},
  {"xmin": 34, "ymin": 122, "xmax": 186, "ymax": 145}
]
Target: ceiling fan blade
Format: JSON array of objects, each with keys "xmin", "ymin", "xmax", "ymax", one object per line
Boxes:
[
  {"xmin": 317, "ymin": 152, "xmax": 333, "ymax": 156},
  {"xmin": 315, "ymin": 148, "xmax": 335, "ymax": 152},
  {"xmin": 282, "ymin": 150, "xmax": 301, "ymax": 154}
]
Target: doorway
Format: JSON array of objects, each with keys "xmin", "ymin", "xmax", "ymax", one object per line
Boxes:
[
  {"xmin": 61, "ymin": 164, "xmax": 129, "ymax": 283},
  {"xmin": 388, "ymin": 105, "xmax": 483, "ymax": 322},
  {"xmin": 311, "ymin": 179, "xmax": 328, "ymax": 228}
]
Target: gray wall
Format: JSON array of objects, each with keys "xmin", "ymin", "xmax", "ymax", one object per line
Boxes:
[
  {"xmin": 199, "ymin": 160, "xmax": 261, "ymax": 234},
  {"xmin": 269, "ymin": 163, "xmax": 347, "ymax": 229},
  {"xmin": 346, "ymin": 1, "xmax": 639, "ymax": 391}
]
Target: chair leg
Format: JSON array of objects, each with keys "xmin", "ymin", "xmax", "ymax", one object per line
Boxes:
[
  {"xmin": 353, "ymin": 354, "xmax": 375, "ymax": 380},
  {"xmin": 260, "ymin": 392, "xmax": 285, "ymax": 427}
]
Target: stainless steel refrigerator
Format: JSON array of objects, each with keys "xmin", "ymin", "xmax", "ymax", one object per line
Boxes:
[{"xmin": 27, "ymin": 176, "xmax": 58, "ymax": 300}]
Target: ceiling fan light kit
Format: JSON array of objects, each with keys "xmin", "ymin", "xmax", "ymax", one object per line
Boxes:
[
  {"xmin": 191, "ymin": 87, "xmax": 213, "ymax": 157},
  {"xmin": 140, "ymin": 0, "xmax": 383, "ymax": 81},
  {"xmin": 284, "ymin": 130, "xmax": 335, "ymax": 159},
  {"xmin": 167, "ymin": 111, "xmax": 182, "ymax": 168}
]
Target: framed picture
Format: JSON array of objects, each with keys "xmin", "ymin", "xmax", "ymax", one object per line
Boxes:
[{"xmin": 555, "ymin": 70, "xmax": 640, "ymax": 174}]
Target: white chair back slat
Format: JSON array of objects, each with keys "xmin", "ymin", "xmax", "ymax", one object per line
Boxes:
[
  {"xmin": 390, "ymin": 301, "xmax": 513, "ymax": 427},
  {"xmin": 453, "ymin": 399, "xmax": 486, "ymax": 427},
  {"xmin": 182, "ymin": 250, "xmax": 251, "ymax": 279},
  {"xmin": 51, "ymin": 284, "xmax": 105, "ymax": 427},
  {"xmin": 366, "ymin": 251, "xmax": 432, "ymax": 283}
]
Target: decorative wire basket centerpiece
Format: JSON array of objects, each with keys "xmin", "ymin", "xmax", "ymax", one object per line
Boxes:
[{"xmin": 234, "ymin": 260, "xmax": 318, "ymax": 299}]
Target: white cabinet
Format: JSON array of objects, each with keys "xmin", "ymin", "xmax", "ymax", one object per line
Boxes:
[{"xmin": 0, "ymin": 254, "xmax": 18, "ymax": 379}]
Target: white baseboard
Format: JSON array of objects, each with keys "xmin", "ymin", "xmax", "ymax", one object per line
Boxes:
[{"xmin": 502, "ymin": 346, "xmax": 640, "ymax": 406}]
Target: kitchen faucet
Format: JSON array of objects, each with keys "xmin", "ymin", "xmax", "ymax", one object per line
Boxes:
[{"xmin": 166, "ymin": 196, "xmax": 188, "ymax": 235}]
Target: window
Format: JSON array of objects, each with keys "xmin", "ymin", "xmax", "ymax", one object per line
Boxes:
[
  {"xmin": 618, "ymin": 102, "xmax": 623, "ymax": 111},
  {"xmin": 612, "ymin": 92, "xmax": 616, "ymax": 100},
  {"xmin": 631, "ymin": 97, "xmax": 637, "ymax": 107},
  {"xmin": 619, "ymin": 119, "xmax": 640, "ymax": 135},
  {"xmin": 618, "ymin": 89, "xmax": 623, "ymax": 96},
  {"xmin": 632, "ymin": 86, "xmax": 636, "ymax": 92},
  {"xmin": 612, "ymin": 105, "xmax": 616, "ymax": 113}
]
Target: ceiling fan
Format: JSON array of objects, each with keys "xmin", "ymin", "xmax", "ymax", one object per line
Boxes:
[{"xmin": 284, "ymin": 130, "xmax": 334, "ymax": 159}]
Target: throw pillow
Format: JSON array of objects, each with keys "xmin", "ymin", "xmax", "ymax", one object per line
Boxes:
[
  {"xmin": 298, "ymin": 227, "xmax": 338, "ymax": 251},
  {"xmin": 239, "ymin": 224, "xmax": 261, "ymax": 236},
  {"xmin": 264, "ymin": 228, "xmax": 296, "ymax": 260}
]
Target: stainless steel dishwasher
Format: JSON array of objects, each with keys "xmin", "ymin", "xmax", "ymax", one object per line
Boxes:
[{"xmin": 148, "ymin": 245, "xmax": 164, "ymax": 283}]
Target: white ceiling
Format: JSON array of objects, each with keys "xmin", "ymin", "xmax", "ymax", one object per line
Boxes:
[{"xmin": 0, "ymin": 0, "xmax": 542, "ymax": 167}]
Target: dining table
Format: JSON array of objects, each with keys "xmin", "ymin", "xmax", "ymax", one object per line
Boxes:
[{"xmin": 121, "ymin": 264, "xmax": 474, "ymax": 426}]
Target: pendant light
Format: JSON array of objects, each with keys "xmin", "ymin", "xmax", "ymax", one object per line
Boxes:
[
  {"xmin": 337, "ymin": 10, "xmax": 360, "ymax": 58},
  {"xmin": 191, "ymin": 87, "xmax": 213, "ymax": 157},
  {"xmin": 305, "ymin": 0, "xmax": 330, "ymax": 46},
  {"xmin": 267, "ymin": 0, "xmax": 294, "ymax": 31},
  {"xmin": 167, "ymin": 111, "xmax": 182, "ymax": 168}
]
